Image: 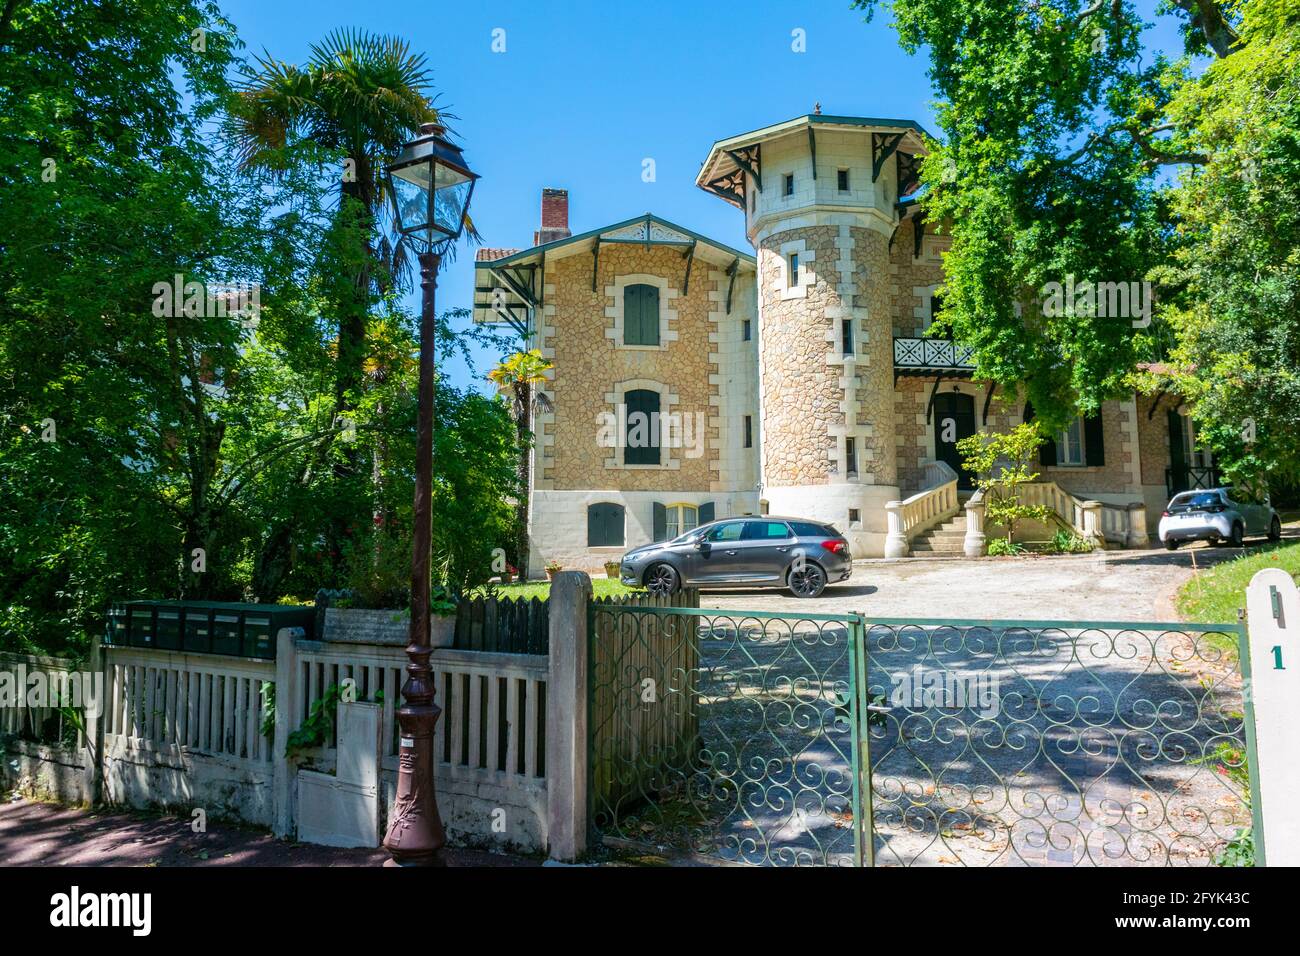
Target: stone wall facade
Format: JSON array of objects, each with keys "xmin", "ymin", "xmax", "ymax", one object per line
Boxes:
[
  {"xmin": 538, "ymin": 244, "xmax": 725, "ymax": 493},
  {"xmin": 755, "ymin": 224, "xmax": 842, "ymax": 486}
]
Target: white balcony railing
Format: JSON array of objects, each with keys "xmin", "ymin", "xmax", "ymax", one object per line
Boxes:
[{"xmin": 893, "ymin": 336, "xmax": 976, "ymax": 372}]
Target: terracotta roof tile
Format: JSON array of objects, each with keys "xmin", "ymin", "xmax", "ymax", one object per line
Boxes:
[{"xmin": 475, "ymin": 247, "xmax": 519, "ymax": 262}]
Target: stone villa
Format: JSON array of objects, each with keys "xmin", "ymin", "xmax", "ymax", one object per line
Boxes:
[{"xmin": 473, "ymin": 112, "xmax": 1216, "ymax": 576}]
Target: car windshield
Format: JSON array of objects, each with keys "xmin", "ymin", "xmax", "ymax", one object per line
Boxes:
[{"xmin": 1170, "ymin": 492, "xmax": 1220, "ymax": 509}]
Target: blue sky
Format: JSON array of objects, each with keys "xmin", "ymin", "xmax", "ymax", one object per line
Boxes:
[{"xmin": 218, "ymin": 0, "xmax": 1184, "ymax": 392}]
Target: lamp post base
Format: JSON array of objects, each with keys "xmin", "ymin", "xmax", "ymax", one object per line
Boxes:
[{"xmin": 381, "ymin": 644, "xmax": 447, "ymax": 866}]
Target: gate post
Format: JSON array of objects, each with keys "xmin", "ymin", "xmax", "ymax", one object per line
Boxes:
[
  {"xmin": 272, "ymin": 626, "xmax": 304, "ymax": 838},
  {"xmin": 963, "ymin": 494, "xmax": 987, "ymax": 557},
  {"xmin": 850, "ymin": 615, "xmax": 874, "ymax": 867},
  {"xmin": 1245, "ymin": 568, "xmax": 1300, "ymax": 866},
  {"xmin": 547, "ymin": 571, "xmax": 591, "ymax": 861},
  {"xmin": 884, "ymin": 502, "xmax": 910, "ymax": 558}
]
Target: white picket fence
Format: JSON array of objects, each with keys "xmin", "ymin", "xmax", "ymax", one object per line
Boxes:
[
  {"xmin": 104, "ymin": 648, "xmax": 274, "ymax": 764},
  {"xmin": 0, "ymin": 652, "xmax": 83, "ymax": 747},
  {"xmin": 281, "ymin": 637, "xmax": 549, "ymax": 846},
  {"xmin": 99, "ymin": 647, "xmax": 277, "ymax": 824}
]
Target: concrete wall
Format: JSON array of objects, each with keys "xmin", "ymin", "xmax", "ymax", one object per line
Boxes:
[{"xmin": 529, "ymin": 488, "xmax": 760, "ymax": 577}]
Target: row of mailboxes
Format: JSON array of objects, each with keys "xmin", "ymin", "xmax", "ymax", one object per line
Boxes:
[{"xmin": 104, "ymin": 601, "xmax": 315, "ymax": 660}]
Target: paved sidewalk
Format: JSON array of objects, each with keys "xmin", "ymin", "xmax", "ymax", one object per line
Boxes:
[{"xmin": 0, "ymin": 798, "xmax": 539, "ymax": 867}]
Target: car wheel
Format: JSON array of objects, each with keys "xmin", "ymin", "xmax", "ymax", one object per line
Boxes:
[
  {"xmin": 1164, "ymin": 538, "xmax": 1179, "ymax": 551},
  {"xmin": 1229, "ymin": 522, "xmax": 1244, "ymax": 548},
  {"xmin": 1269, "ymin": 516, "xmax": 1282, "ymax": 542},
  {"xmin": 788, "ymin": 562, "xmax": 827, "ymax": 598},
  {"xmin": 643, "ymin": 563, "xmax": 679, "ymax": 596}
]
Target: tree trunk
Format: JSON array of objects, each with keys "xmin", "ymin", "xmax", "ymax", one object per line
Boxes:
[{"xmin": 514, "ymin": 381, "xmax": 532, "ymax": 577}]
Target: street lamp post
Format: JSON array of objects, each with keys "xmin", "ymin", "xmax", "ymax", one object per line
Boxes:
[{"xmin": 382, "ymin": 122, "xmax": 477, "ymax": 866}]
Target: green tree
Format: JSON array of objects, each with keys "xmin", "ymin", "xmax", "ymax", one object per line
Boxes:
[
  {"xmin": 957, "ymin": 423, "xmax": 1054, "ymax": 551},
  {"xmin": 227, "ymin": 28, "xmax": 441, "ymax": 413},
  {"xmin": 858, "ymin": 0, "xmax": 1300, "ymax": 483},
  {"xmin": 487, "ymin": 349, "xmax": 553, "ymax": 574},
  {"xmin": 1154, "ymin": 0, "xmax": 1300, "ymax": 483},
  {"xmin": 0, "ymin": 7, "xmax": 518, "ymax": 655}
]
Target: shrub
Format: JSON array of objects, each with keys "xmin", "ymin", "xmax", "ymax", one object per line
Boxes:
[
  {"xmin": 986, "ymin": 538, "xmax": 1026, "ymax": 556},
  {"xmin": 957, "ymin": 423, "xmax": 1054, "ymax": 550},
  {"xmin": 1050, "ymin": 529, "xmax": 1094, "ymax": 553}
]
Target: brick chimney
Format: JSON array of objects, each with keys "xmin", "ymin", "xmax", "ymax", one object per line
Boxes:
[{"xmin": 533, "ymin": 188, "xmax": 570, "ymax": 246}]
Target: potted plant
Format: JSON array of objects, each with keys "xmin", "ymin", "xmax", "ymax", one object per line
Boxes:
[
  {"xmin": 603, "ymin": 560, "xmax": 622, "ymax": 579},
  {"xmin": 545, "ymin": 560, "xmax": 563, "ymax": 581},
  {"xmin": 429, "ymin": 585, "xmax": 458, "ymax": 648},
  {"xmin": 500, "ymin": 564, "xmax": 518, "ymax": 584}
]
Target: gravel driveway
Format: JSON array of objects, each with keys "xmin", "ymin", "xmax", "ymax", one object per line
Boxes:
[
  {"xmin": 696, "ymin": 545, "xmax": 1250, "ymax": 621},
  {"xmin": 594, "ymin": 547, "xmax": 1256, "ymax": 866}
]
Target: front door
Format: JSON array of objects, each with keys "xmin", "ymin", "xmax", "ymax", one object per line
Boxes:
[{"xmin": 933, "ymin": 392, "xmax": 977, "ymax": 490}]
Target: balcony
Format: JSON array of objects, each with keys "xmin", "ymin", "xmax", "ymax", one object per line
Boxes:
[
  {"xmin": 893, "ymin": 336, "xmax": 976, "ymax": 377},
  {"xmin": 1166, "ymin": 464, "xmax": 1221, "ymax": 499}
]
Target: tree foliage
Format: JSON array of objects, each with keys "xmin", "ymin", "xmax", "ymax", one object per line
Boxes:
[
  {"xmin": 857, "ymin": 0, "xmax": 1300, "ymax": 484},
  {"xmin": 0, "ymin": 3, "xmax": 517, "ymax": 654},
  {"xmin": 957, "ymin": 422, "xmax": 1054, "ymax": 548}
]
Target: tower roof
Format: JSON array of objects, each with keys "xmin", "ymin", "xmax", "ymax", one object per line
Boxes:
[{"xmin": 696, "ymin": 113, "xmax": 932, "ymax": 208}]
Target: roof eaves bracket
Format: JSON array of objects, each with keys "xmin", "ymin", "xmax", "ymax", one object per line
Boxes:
[
  {"xmin": 873, "ymin": 131, "xmax": 904, "ymax": 182},
  {"xmin": 681, "ymin": 240, "xmax": 697, "ymax": 294},
  {"xmin": 982, "ymin": 381, "xmax": 998, "ymax": 426},
  {"xmin": 925, "ymin": 371, "xmax": 945, "ymax": 425},
  {"xmin": 591, "ymin": 238, "xmax": 601, "ymax": 293},
  {"xmin": 725, "ymin": 146, "xmax": 762, "ymax": 192},
  {"xmin": 725, "ymin": 257, "xmax": 740, "ymax": 315}
]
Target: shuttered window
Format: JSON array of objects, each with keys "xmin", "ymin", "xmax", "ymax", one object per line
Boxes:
[
  {"xmin": 654, "ymin": 501, "xmax": 715, "ymax": 541},
  {"xmin": 624, "ymin": 388, "xmax": 660, "ymax": 465},
  {"xmin": 587, "ymin": 503, "xmax": 625, "ymax": 547},
  {"xmin": 623, "ymin": 283, "xmax": 660, "ymax": 346}
]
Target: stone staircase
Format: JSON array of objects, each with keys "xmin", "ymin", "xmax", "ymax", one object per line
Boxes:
[{"xmin": 909, "ymin": 513, "xmax": 968, "ymax": 556}]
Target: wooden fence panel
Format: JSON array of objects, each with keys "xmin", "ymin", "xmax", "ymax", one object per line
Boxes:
[{"xmin": 589, "ymin": 590, "xmax": 700, "ymax": 819}]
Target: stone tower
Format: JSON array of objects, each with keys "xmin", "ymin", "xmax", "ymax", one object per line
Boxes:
[{"xmin": 697, "ymin": 114, "xmax": 929, "ymax": 555}]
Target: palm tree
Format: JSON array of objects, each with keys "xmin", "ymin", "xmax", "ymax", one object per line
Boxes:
[
  {"xmin": 488, "ymin": 350, "xmax": 554, "ymax": 576},
  {"xmin": 227, "ymin": 30, "xmax": 445, "ymax": 595},
  {"xmin": 227, "ymin": 28, "xmax": 441, "ymax": 411}
]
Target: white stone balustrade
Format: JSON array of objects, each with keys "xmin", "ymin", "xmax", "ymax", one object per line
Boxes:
[{"xmin": 884, "ymin": 460, "xmax": 960, "ymax": 558}]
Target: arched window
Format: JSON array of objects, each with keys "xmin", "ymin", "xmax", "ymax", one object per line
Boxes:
[
  {"xmin": 587, "ymin": 502, "xmax": 625, "ymax": 547},
  {"xmin": 623, "ymin": 283, "xmax": 660, "ymax": 346},
  {"xmin": 623, "ymin": 388, "xmax": 661, "ymax": 465}
]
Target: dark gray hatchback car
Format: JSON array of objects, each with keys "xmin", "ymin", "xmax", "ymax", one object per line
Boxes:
[{"xmin": 619, "ymin": 516, "xmax": 852, "ymax": 598}]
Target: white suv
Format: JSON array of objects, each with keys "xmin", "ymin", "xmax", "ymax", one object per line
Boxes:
[{"xmin": 1158, "ymin": 487, "xmax": 1282, "ymax": 550}]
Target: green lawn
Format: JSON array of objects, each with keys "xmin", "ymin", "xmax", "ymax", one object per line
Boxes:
[
  {"xmin": 1175, "ymin": 540, "xmax": 1300, "ymax": 624},
  {"xmin": 468, "ymin": 577, "xmax": 641, "ymax": 601}
]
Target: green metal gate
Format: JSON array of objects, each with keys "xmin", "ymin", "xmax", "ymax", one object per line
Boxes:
[
  {"xmin": 857, "ymin": 618, "xmax": 1260, "ymax": 867},
  {"xmin": 587, "ymin": 604, "xmax": 1261, "ymax": 867}
]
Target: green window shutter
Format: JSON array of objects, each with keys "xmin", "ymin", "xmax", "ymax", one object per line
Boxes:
[
  {"xmin": 624, "ymin": 284, "xmax": 659, "ymax": 346},
  {"xmin": 698, "ymin": 502, "xmax": 715, "ymax": 525},
  {"xmin": 1025, "ymin": 402, "xmax": 1057, "ymax": 466},
  {"xmin": 587, "ymin": 503, "xmax": 625, "ymax": 547},
  {"xmin": 1084, "ymin": 412, "xmax": 1105, "ymax": 467},
  {"xmin": 623, "ymin": 285, "xmax": 641, "ymax": 345},
  {"xmin": 624, "ymin": 389, "xmax": 661, "ymax": 465},
  {"xmin": 642, "ymin": 285, "xmax": 659, "ymax": 345},
  {"xmin": 1168, "ymin": 410, "xmax": 1186, "ymax": 469},
  {"xmin": 653, "ymin": 502, "xmax": 667, "ymax": 541}
]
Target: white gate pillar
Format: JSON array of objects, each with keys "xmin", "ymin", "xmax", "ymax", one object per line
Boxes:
[
  {"xmin": 1245, "ymin": 568, "xmax": 1300, "ymax": 866},
  {"xmin": 883, "ymin": 501, "xmax": 909, "ymax": 558}
]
